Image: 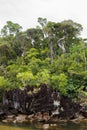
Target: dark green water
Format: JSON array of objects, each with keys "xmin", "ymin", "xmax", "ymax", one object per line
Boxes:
[{"xmin": 0, "ymin": 121, "xmax": 87, "ymax": 130}]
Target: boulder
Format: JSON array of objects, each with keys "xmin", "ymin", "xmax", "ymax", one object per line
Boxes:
[
  {"xmin": 42, "ymin": 112, "xmax": 50, "ymax": 121},
  {"xmin": 15, "ymin": 114, "xmax": 27, "ymax": 123}
]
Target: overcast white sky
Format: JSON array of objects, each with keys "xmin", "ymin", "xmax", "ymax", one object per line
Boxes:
[{"xmin": 0, "ymin": 0, "xmax": 87, "ymax": 38}]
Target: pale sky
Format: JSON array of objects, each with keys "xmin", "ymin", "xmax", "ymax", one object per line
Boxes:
[{"xmin": 0, "ymin": 0, "xmax": 87, "ymax": 38}]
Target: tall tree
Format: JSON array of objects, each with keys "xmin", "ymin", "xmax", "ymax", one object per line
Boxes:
[{"xmin": 1, "ymin": 21, "xmax": 22, "ymax": 37}]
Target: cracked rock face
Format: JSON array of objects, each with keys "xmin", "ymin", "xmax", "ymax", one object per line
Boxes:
[{"xmin": 0, "ymin": 84, "xmax": 81, "ymax": 120}]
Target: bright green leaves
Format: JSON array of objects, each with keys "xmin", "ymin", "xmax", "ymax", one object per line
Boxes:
[
  {"xmin": 58, "ymin": 73, "xmax": 68, "ymax": 95},
  {"xmin": 17, "ymin": 71, "xmax": 35, "ymax": 87},
  {"xmin": 36, "ymin": 69, "xmax": 50, "ymax": 85},
  {"xmin": 24, "ymin": 48, "xmax": 39, "ymax": 64},
  {"xmin": 58, "ymin": 73, "xmax": 67, "ymax": 88},
  {"xmin": 51, "ymin": 75, "xmax": 59, "ymax": 89},
  {"xmin": 51, "ymin": 73, "xmax": 68, "ymax": 94},
  {"xmin": 0, "ymin": 76, "xmax": 9, "ymax": 89},
  {"xmin": 16, "ymin": 69, "xmax": 50, "ymax": 88}
]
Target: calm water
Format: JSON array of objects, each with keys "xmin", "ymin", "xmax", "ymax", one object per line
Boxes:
[{"xmin": 0, "ymin": 121, "xmax": 87, "ymax": 130}]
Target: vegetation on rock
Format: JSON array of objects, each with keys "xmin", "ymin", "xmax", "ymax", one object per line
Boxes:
[{"xmin": 0, "ymin": 18, "xmax": 87, "ymax": 100}]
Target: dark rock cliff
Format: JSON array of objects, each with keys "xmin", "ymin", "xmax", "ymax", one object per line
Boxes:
[{"xmin": 0, "ymin": 84, "xmax": 83, "ymax": 121}]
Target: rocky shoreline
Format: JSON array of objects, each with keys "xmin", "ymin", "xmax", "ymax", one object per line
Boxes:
[
  {"xmin": 1, "ymin": 112, "xmax": 86, "ymax": 124},
  {"xmin": 0, "ymin": 84, "xmax": 87, "ymax": 124}
]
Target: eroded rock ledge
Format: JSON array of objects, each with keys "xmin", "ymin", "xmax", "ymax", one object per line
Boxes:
[{"xmin": 0, "ymin": 84, "xmax": 86, "ymax": 123}]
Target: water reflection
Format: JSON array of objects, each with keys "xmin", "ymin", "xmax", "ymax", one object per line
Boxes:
[{"xmin": 0, "ymin": 121, "xmax": 87, "ymax": 130}]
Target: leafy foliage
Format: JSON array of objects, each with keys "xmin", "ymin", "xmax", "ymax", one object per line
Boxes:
[
  {"xmin": 0, "ymin": 76, "xmax": 9, "ymax": 89},
  {"xmin": 0, "ymin": 18, "xmax": 87, "ymax": 100}
]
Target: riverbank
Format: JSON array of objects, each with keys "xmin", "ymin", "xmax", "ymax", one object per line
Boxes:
[
  {"xmin": 1, "ymin": 113, "xmax": 87, "ymax": 124},
  {"xmin": 0, "ymin": 84, "xmax": 87, "ymax": 123}
]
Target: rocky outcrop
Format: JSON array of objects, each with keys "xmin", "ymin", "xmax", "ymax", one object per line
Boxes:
[
  {"xmin": 59, "ymin": 96, "xmax": 81, "ymax": 119},
  {"xmin": 2, "ymin": 84, "xmax": 55, "ymax": 114},
  {"xmin": 0, "ymin": 84, "xmax": 85, "ymax": 122}
]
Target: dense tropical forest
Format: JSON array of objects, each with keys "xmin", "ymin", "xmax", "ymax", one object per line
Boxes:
[{"xmin": 0, "ymin": 17, "xmax": 87, "ymax": 100}]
